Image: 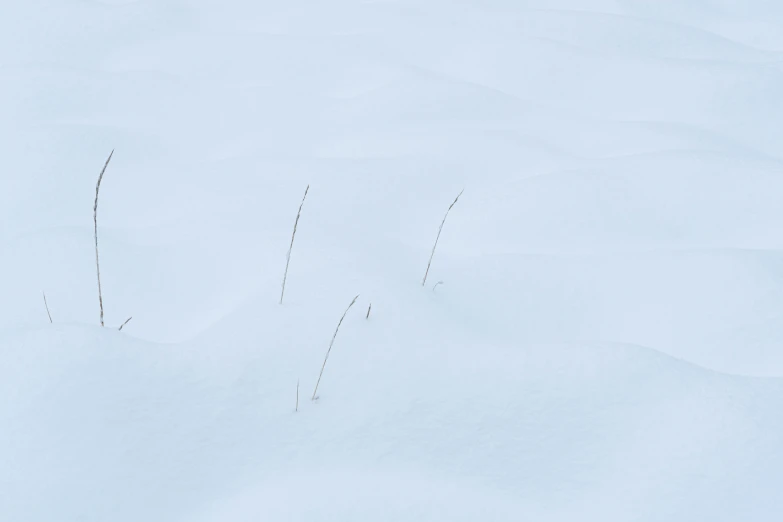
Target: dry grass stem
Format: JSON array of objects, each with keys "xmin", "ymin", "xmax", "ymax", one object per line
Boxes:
[
  {"xmin": 94, "ymin": 150, "xmax": 114, "ymax": 326},
  {"xmin": 280, "ymin": 185, "xmax": 309, "ymax": 305},
  {"xmin": 312, "ymin": 294, "xmax": 360, "ymax": 400},
  {"xmin": 118, "ymin": 316, "xmax": 132, "ymax": 331},
  {"xmin": 43, "ymin": 292, "xmax": 52, "ymax": 323},
  {"xmin": 366, "ymin": 303, "xmax": 372, "ymax": 319},
  {"xmin": 422, "ymin": 189, "xmax": 464, "ymax": 287}
]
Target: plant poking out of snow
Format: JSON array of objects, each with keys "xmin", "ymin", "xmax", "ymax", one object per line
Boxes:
[
  {"xmin": 422, "ymin": 190, "xmax": 463, "ymax": 287},
  {"xmin": 94, "ymin": 150, "xmax": 114, "ymax": 327},
  {"xmin": 42, "ymin": 291, "xmax": 52, "ymax": 323},
  {"xmin": 312, "ymin": 294, "xmax": 360, "ymax": 401},
  {"xmin": 118, "ymin": 317, "xmax": 132, "ymax": 332},
  {"xmin": 280, "ymin": 185, "xmax": 309, "ymax": 305}
]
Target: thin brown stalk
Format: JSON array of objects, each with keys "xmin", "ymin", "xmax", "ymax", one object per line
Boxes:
[
  {"xmin": 422, "ymin": 189, "xmax": 464, "ymax": 287},
  {"xmin": 43, "ymin": 292, "xmax": 52, "ymax": 323},
  {"xmin": 366, "ymin": 303, "xmax": 371, "ymax": 319},
  {"xmin": 312, "ymin": 294, "xmax": 359, "ymax": 400},
  {"xmin": 94, "ymin": 150, "xmax": 114, "ymax": 326},
  {"xmin": 280, "ymin": 185, "xmax": 309, "ymax": 304},
  {"xmin": 118, "ymin": 316, "xmax": 132, "ymax": 332}
]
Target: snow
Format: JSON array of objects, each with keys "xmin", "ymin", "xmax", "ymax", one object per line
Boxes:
[{"xmin": 2, "ymin": 0, "xmax": 783, "ymax": 520}]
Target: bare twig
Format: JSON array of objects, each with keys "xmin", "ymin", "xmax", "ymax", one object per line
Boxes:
[
  {"xmin": 280, "ymin": 185, "xmax": 309, "ymax": 305},
  {"xmin": 118, "ymin": 316, "xmax": 132, "ymax": 331},
  {"xmin": 312, "ymin": 294, "xmax": 359, "ymax": 400},
  {"xmin": 366, "ymin": 303, "xmax": 371, "ymax": 319},
  {"xmin": 94, "ymin": 150, "xmax": 114, "ymax": 326},
  {"xmin": 422, "ymin": 189, "xmax": 463, "ymax": 287},
  {"xmin": 42, "ymin": 292, "xmax": 52, "ymax": 323},
  {"xmin": 432, "ymin": 281, "xmax": 443, "ymax": 292},
  {"xmin": 296, "ymin": 379, "xmax": 300, "ymax": 412}
]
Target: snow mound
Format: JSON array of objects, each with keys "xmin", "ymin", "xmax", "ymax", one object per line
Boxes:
[{"xmin": 2, "ymin": 322, "xmax": 783, "ymax": 521}]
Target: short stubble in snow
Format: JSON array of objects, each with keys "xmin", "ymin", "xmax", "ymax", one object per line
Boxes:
[{"xmin": 118, "ymin": 316, "xmax": 132, "ymax": 332}]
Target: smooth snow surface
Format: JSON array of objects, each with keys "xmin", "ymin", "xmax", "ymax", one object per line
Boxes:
[{"xmin": 2, "ymin": 1, "xmax": 783, "ymax": 521}]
